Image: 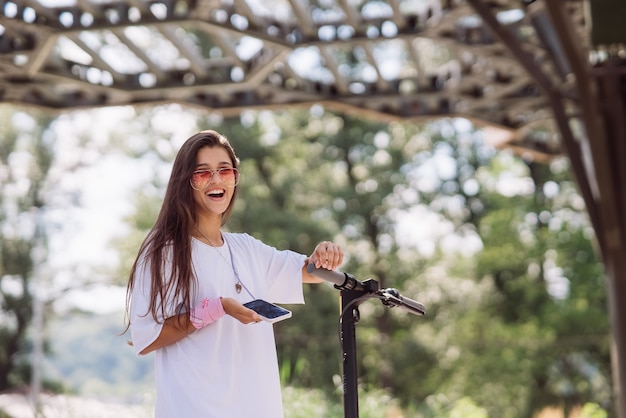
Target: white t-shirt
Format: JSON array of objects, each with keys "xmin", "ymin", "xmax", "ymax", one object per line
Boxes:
[{"xmin": 130, "ymin": 232, "xmax": 307, "ymax": 418}]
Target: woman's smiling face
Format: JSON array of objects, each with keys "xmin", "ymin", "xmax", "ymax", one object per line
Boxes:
[{"xmin": 192, "ymin": 146, "xmax": 238, "ymax": 218}]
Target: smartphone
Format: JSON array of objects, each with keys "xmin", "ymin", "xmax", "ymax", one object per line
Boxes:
[{"xmin": 243, "ymin": 299, "xmax": 292, "ymax": 323}]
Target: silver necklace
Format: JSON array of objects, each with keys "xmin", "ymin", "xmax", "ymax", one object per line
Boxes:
[{"xmin": 194, "ymin": 227, "xmax": 250, "ymax": 296}]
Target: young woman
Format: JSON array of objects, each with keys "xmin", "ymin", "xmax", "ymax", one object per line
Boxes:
[{"xmin": 125, "ymin": 130, "xmax": 343, "ymax": 418}]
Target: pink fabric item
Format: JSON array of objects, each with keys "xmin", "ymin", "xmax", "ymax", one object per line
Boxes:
[{"xmin": 190, "ymin": 297, "xmax": 225, "ymax": 329}]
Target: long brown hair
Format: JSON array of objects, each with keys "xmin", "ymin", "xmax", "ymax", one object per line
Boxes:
[{"xmin": 125, "ymin": 130, "xmax": 240, "ymax": 329}]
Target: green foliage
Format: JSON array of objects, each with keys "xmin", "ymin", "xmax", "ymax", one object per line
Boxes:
[
  {"xmin": 282, "ymin": 386, "xmax": 342, "ymax": 417},
  {"xmin": 418, "ymin": 394, "xmax": 489, "ymax": 418},
  {"xmin": 0, "ymin": 91, "xmax": 612, "ymax": 418},
  {"xmin": 581, "ymin": 402, "xmax": 609, "ymax": 418},
  {"xmin": 0, "ymin": 105, "xmax": 56, "ymax": 391},
  {"xmin": 50, "ymin": 105, "xmax": 610, "ymax": 417},
  {"xmin": 467, "ymin": 153, "xmax": 610, "ymax": 415},
  {"xmin": 114, "ymin": 190, "xmax": 163, "ymax": 287},
  {"xmin": 282, "ymin": 386, "xmax": 410, "ymax": 418}
]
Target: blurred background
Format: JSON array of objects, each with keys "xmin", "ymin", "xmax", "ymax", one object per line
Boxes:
[
  {"xmin": 0, "ymin": 0, "xmax": 623, "ymax": 417},
  {"xmin": 0, "ymin": 104, "xmax": 610, "ymax": 417}
]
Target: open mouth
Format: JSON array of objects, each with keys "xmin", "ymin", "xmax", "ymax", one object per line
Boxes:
[{"xmin": 207, "ymin": 188, "xmax": 226, "ymax": 198}]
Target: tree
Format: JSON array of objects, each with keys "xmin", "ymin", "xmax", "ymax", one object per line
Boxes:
[
  {"xmin": 405, "ymin": 121, "xmax": 610, "ymax": 416},
  {"xmin": 111, "ymin": 106, "xmax": 610, "ymax": 416},
  {"xmin": 0, "ymin": 106, "xmax": 54, "ymax": 390}
]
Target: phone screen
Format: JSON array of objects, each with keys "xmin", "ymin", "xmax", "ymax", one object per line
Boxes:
[{"xmin": 243, "ymin": 299, "xmax": 292, "ymax": 323}]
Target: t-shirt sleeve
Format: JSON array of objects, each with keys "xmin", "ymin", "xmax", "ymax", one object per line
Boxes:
[
  {"xmin": 231, "ymin": 233, "xmax": 307, "ymax": 305},
  {"xmin": 129, "ymin": 257, "xmax": 166, "ymax": 356},
  {"xmin": 264, "ymin": 247, "xmax": 307, "ymax": 304}
]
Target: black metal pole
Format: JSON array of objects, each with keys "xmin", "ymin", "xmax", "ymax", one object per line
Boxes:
[
  {"xmin": 305, "ymin": 265, "xmax": 425, "ymax": 418},
  {"xmin": 340, "ymin": 288, "xmax": 366, "ymax": 418}
]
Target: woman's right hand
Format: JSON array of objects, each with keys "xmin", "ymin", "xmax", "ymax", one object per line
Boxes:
[{"xmin": 221, "ymin": 297, "xmax": 261, "ymax": 324}]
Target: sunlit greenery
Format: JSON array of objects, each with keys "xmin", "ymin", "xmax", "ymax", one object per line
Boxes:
[{"xmin": 0, "ymin": 104, "xmax": 612, "ymax": 417}]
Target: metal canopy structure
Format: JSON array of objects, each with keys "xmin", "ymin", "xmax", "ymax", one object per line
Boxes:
[
  {"xmin": 2, "ymin": 0, "xmax": 626, "ymax": 414},
  {"xmin": 0, "ymin": 0, "xmax": 587, "ymax": 158}
]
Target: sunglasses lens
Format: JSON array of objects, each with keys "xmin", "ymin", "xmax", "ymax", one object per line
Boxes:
[
  {"xmin": 191, "ymin": 171, "xmax": 210, "ymax": 189},
  {"xmin": 218, "ymin": 168, "xmax": 238, "ymax": 185},
  {"xmin": 191, "ymin": 168, "xmax": 239, "ymax": 189}
]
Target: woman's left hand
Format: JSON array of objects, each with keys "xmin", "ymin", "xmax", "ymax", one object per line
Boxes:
[{"xmin": 309, "ymin": 241, "xmax": 344, "ymax": 270}]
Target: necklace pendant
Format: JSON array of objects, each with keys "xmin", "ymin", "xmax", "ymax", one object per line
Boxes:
[{"xmin": 235, "ymin": 282, "xmax": 242, "ymax": 294}]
